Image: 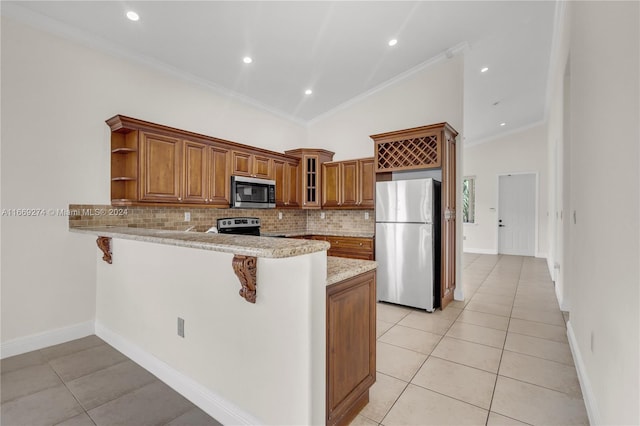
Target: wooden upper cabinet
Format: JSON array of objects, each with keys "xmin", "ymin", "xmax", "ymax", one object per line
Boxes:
[
  {"xmin": 359, "ymin": 158, "xmax": 375, "ymax": 209},
  {"xmin": 183, "ymin": 141, "xmax": 208, "ymax": 204},
  {"xmin": 322, "ymin": 162, "xmax": 341, "ymax": 207},
  {"xmin": 273, "ymin": 158, "xmax": 301, "ymax": 208},
  {"xmin": 285, "ymin": 149, "xmax": 335, "ymax": 209},
  {"xmin": 140, "ymin": 132, "xmax": 182, "ymax": 202},
  {"xmin": 232, "ymin": 151, "xmax": 272, "ymax": 179},
  {"xmin": 208, "ymin": 146, "xmax": 231, "ymax": 206},
  {"xmin": 322, "ymin": 157, "xmax": 375, "ymax": 209},
  {"xmin": 341, "ymin": 160, "xmax": 359, "ymax": 207},
  {"xmin": 107, "ymin": 115, "xmax": 301, "ymax": 207}
]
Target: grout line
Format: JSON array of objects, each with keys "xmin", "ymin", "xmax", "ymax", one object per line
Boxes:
[
  {"xmin": 496, "ymin": 371, "xmax": 583, "ymax": 399},
  {"xmin": 485, "ymin": 255, "xmax": 520, "ymax": 425}
]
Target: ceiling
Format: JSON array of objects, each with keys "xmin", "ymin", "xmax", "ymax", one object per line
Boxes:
[{"xmin": 2, "ymin": 1, "xmax": 557, "ymax": 143}]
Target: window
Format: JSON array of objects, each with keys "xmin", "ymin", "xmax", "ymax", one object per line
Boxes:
[{"xmin": 462, "ymin": 176, "xmax": 476, "ymax": 223}]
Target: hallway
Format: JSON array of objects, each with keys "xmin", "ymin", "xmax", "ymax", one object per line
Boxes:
[{"xmin": 352, "ymin": 253, "xmax": 588, "ymax": 425}]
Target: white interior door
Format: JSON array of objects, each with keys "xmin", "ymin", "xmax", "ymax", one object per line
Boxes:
[{"xmin": 498, "ymin": 174, "xmax": 536, "ymax": 256}]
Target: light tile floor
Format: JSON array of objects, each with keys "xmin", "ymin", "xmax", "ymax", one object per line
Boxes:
[
  {"xmin": 1, "ymin": 336, "xmax": 221, "ymax": 426},
  {"xmin": 352, "ymin": 253, "xmax": 589, "ymax": 426}
]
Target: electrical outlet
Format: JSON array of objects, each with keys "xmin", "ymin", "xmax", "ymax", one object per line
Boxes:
[
  {"xmin": 177, "ymin": 317, "xmax": 185, "ymax": 338},
  {"xmin": 364, "ymin": 212, "xmax": 370, "ymax": 220},
  {"xmin": 463, "ymin": 235, "xmax": 467, "ymax": 240},
  {"xmin": 184, "ymin": 212, "xmax": 191, "ymax": 222},
  {"xmin": 320, "ymin": 212, "xmax": 326, "ymax": 219},
  {"xmin": 278, "ymin": 212, "xmax": 283, "ymax": 220}
]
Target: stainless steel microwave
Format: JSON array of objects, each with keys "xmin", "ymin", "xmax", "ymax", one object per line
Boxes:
[{"xmin": 230, "ymin": 176, "xmax": 276, "ymax": 209}]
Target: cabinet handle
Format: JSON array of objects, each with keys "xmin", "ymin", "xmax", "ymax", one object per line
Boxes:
[
  {"xmin": 359, "ymin": 243, "xmax": 363, "ymax": 246},
  {"xmin": 178, "ymin": 197, "xmax": 182, "ymax": 201}
]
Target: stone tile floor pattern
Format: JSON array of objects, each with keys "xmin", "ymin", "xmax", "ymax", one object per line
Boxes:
[
  {"xmin": 1, "ymin": 254, "xmax": 588, "ymax": 425},
  {"xmin": 351, "ymin": 253, "xmax": 588, "ymax": 426},
  {"xmin": 1, "ymin": 336, "xmax": 221, "ymax": 425}
]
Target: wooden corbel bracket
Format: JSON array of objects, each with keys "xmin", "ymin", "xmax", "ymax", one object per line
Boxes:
[
  {"xmin": 232, "ymin": 255, "xmax": 257, "ymax": 303},
  {"xmin": 96, "ymin": 236, "xmax": 112, "ymax": 264}
]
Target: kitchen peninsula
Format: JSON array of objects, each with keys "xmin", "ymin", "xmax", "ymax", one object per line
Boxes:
[{"xmin": 70, "ymin": 226, "xmax": 376, "ymax": 426}]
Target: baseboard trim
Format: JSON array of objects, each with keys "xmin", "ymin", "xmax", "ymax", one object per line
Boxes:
[
  {"xmin": 95, "ymin": 322, "xmax": 261, "ymax": 426},
  {"xmin": 566, "ymin": 321, "xmax": 600, "ymax": 425},
  {"xmin": 463, "ymin": 248, "xmax": 498, "ymax": 255},
  {"xmin": 1, "ymin": 321, "xmax": 95, "ymax": 359}
]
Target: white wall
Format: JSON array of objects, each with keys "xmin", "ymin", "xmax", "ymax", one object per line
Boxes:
[
  {"xmin": 564, "ymin": 2, "xmax": 639, "ymax": 424},
  {"xmin": 0, "ymin": 18, "xmax": 306, "ymax": 344},
  {"xmin": 463, "ymin": 124, "xmax": 548, "ymax": 257},
  {"xmin": 95, "ymin": 238, "xmax": 326, "ymax": 425},
  {"xmin": 307, "ymin": 55, "xmax": 464, "ymax": 161}
]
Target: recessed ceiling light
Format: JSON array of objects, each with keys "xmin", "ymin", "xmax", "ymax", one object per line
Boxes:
[
  {"xmin": 243, "ymin": 57, "xmax": 253, "ymax": 64},
  {"xmin": 388, "ymin": 39, "xmax": 398, "ymax": 47},
  {"xmin": 304, "ymin": 89, "xmax": 313, "ymax": 95},
  {"xmin": 481, "ymin": 67, "xmax": 489, "ymax": 73},
  {"xmin": 500, "ymin": 122, "xmax": 507, "ymax": 127},
  {"xmin": 126, "ymin": 11, "xmax": 139, "ymax": 21}
]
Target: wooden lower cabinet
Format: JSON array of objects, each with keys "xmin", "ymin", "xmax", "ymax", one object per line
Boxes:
[
  {"xmin": 312, "ymin": 236, "xmax": 375, "ymax": 260},
  {"xmin": 326, "ymin": 270, "xmax": 376, "ymax": 426}
]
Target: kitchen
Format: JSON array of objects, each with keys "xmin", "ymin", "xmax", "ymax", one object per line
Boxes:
[{"xmin": 2, "ymin": 2, "xmax": 638, "ymax": 426}]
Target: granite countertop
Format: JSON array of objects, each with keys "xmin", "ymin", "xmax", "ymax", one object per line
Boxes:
[
  {"xmin": 326, "ymin": 256, "xmax": 377, "ymax": 285},
  {"xmin": 70, "ymin": 226, "xmax": 330, "ymax": 259}
]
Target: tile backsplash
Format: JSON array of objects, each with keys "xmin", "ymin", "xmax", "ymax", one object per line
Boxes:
[{"xmin": 68, "ymin": 204, "xmax": 374, "ymax": 235}]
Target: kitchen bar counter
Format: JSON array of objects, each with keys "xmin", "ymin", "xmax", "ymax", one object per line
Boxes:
[
  {"xmin": 71, "ymin": 226, "xmax": 375, "ymax": 285},
  {"xmin": 70, "ymin": 226, "xmax": 330, "ymax": 259},
  {"xmin": 327, "ymin": 256, "xmax": 377, "ymax": 285}
]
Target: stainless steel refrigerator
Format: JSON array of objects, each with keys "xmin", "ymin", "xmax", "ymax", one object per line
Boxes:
[{"xmin": 375, "ymin": 178, "xmax": 441, "ymax": 311}]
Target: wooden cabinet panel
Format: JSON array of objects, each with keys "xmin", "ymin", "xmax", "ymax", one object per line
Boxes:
[
  {"xmin": 326, "ymin": 270, "xmax": 376, "ymax": 426},
  {"xmin": 341, "ymin": 160, "xmax": 359, "ymax": 207},
  {"xmin": 140, "ymin": 132, "xmax": 182, "ymax": 202},
  {"xmin": 231, "ymin": 151, "xmax": 252, "ymax": 177},
  {"xmin": 183, "ymin": 141, "xmax": 208, "ymax": 204},
  {"xmin": 327, "ymin": 236, "xmax": 375, "ymax": 260},
  {"xmin": 273, "ymin": 159, "xmax": 301, "ymax": 208},
  {"xmin": 323, "ymin": 162, "xmax": 341, "ymax": 207},
  {"xmin": 208, "ymin": 146, "xmax": 230, "ymax": 206},
  {"xmin": 359, "ymin": 158, "xmax": 375, "ymax": 209},
  {"xmin": 253, "ymin": 155, "xmax": 272, "ymax": 179},
  {"xmin": 286, "ymin": 161, "xmax": 300, "ymax": 208}
]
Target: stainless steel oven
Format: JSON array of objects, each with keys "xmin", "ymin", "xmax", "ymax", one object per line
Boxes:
[
  {"xmin": 230, "ymin": 176, "xmax": 276, "ymax": 209},
  {"xmin": 217, "ymin": 217, "xmax": 261, "ymax": 236}
]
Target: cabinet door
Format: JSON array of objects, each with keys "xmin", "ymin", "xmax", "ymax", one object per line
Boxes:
[
  {"xmin": 140, "ymin": 132, "xmax": 182, "ymax": 202},
  {"xmin": 253, "ymin": 155, "xmax": 272, "ymax": 179},
  {"xmin": 285, "ymin": 161, "xmax": 300, "ymax": 208},
  {"xmin": 341, "ymin": 161, "xmax": 359, "ymax": 207},
  {"xmin": 273, "ymin": 159, "xmax": 286, "ymax": 207},
  {"xmin": 359, "ymin": 158, "xmax": 375, "ymax": 209},
  {"xmin": 326, "ymin": 271, "xmax": 376, "ymax": 425},
  {"xmin": 303, "ymin": 155, "xmax": 320, "ymax": 208},
  {"xmin": 231, "ymin": 151, "xmax": 252, "ymax": 177},
  {"xmin": 208, "ymin": 146, "xmax": 230, "ymax": 206},
  {"xmin": 183, "ymin": 141, "xmax": 208, "ymax": 204},
  {"xmin": 323, "ymin": 162, "xmax": 341, "ymax": 207}
]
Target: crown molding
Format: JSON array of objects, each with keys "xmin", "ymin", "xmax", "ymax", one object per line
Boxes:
[
  {"xmin": 307, "ymin": 41, "xmax": 469, "ymax": 126},
  {"xmin": 0, "ymin": 2, "xmax": 308, "ymax": 127}
]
